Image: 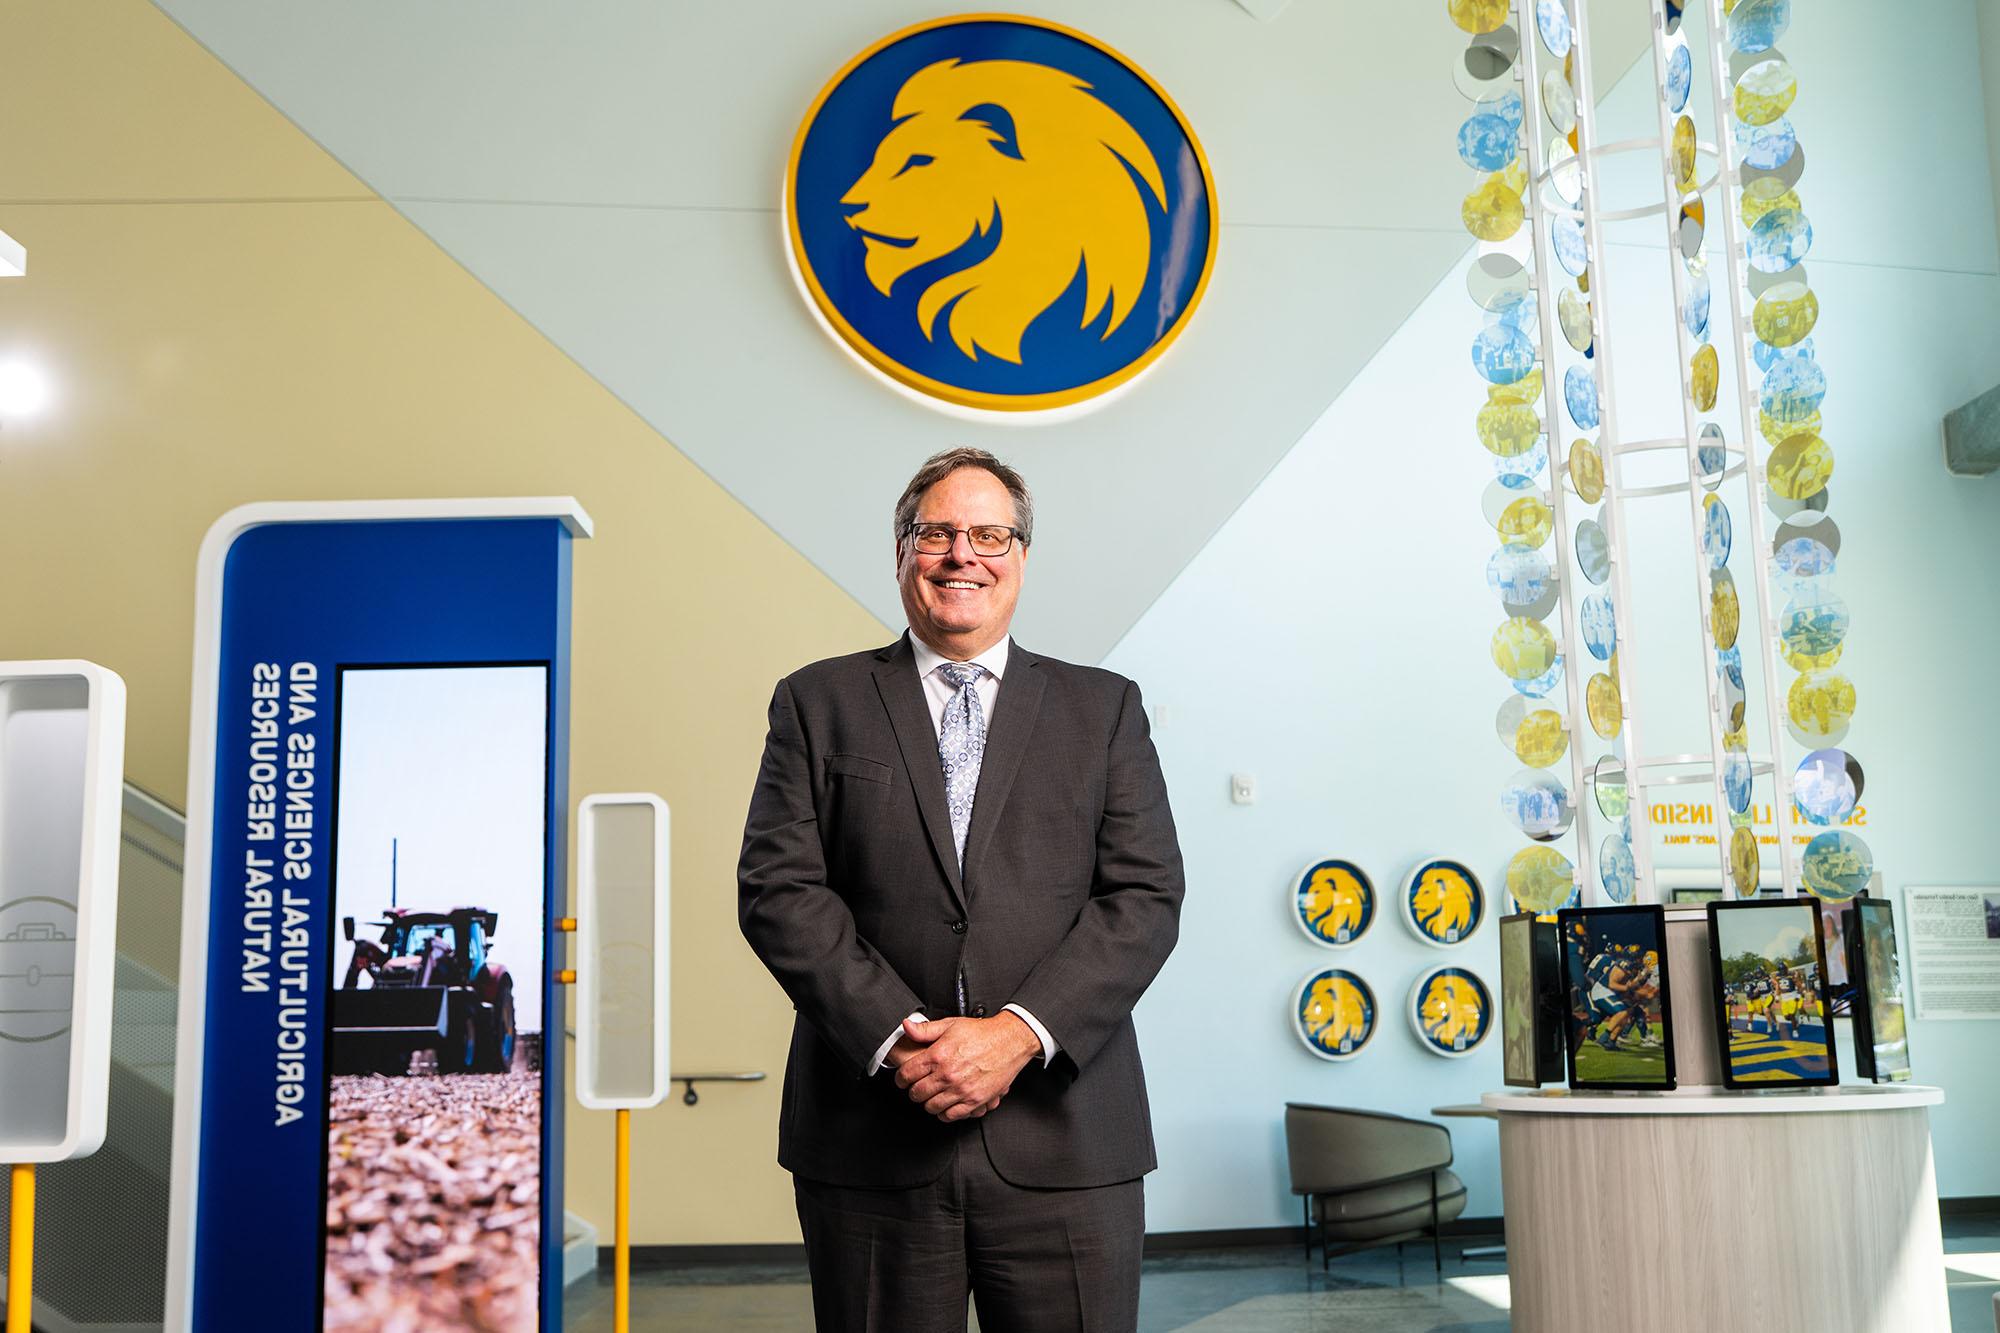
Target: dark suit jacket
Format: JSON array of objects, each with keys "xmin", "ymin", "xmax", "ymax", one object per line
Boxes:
[{"xmin": 738, "ymin": 633, "xmax": 1184, "ymax": 1190}]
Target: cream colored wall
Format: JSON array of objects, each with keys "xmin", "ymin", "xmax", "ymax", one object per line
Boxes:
[{"xmin": 0, "ymin": 0, "xmax": 888, "ymax": 1243}]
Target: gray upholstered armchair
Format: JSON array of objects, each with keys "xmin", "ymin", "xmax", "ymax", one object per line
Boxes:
[{"xmin": 1283, "ymin": 1103, "xmax": 1468, "ymax": 1274}]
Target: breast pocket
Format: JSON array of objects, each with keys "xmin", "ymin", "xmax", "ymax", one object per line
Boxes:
[{"xmin": 825, "ymin": 753, "xmax": 893, "ymax": 785}]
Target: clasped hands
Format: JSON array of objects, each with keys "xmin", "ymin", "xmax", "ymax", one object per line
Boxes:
[{"xmin": 888, "ymin": 1012, "xmax": 1040, "ymax": 1122}]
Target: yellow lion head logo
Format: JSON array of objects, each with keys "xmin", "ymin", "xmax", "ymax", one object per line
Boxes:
[
  {"xmin": 1303, "ymin": 976, "xmax": 1370, "ymax": 1055},
  {"xmin": 1413, "ymin": 866, "xmax": 1478, "ymax": 943},
  {"xmin": 839, "ymin": 58, "xmax": 1167, "ymax": 365},
  {"xmin": 1300, "ymin": 865, "xmax": 1369, "ymax": 943},
  {"xmin": 1419, "ymin": 974, "xmax": 1486, "ymax": 1050}
]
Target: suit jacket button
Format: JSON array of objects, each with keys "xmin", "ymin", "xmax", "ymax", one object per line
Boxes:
[
  {"xmin": 950, "ymin": 920, "xmax": 967, "ymax": 935},
  {"xmin": 973, "ymin": 1004, "xmax": 987, "ymax": 1018}
]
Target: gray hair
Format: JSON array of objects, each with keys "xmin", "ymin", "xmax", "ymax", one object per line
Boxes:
[{"xmin": 892, "ymin": 447, "xmax": 1034, "ymax": 549}]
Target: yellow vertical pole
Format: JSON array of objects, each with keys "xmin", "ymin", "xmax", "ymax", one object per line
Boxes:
[
  {"xmin": 614, "ymin": 1108, "xmax": 631, "ymax": 1333},
  {"xmin": 6, "ymin": 1164, "xmax": 32, "ymax": 1333}
]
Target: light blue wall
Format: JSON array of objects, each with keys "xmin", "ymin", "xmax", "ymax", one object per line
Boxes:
[{"xmin": 1110, "ymin": 0, "xmax": 2000, "ymax": 1231}]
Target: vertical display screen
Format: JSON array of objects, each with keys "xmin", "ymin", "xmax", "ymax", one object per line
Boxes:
[
  {"xmin": 1709, "ymin": 898, "xmax": 1838, "ymax": 1088},
  {"xmin": 1557, "ymin": 905, "xmax": 1675, "ymax": 1090},
  {"xmin": 321, "ymin": 665, "xmax": 549, "ymax": 1332},
  {"xmin": 1499, "ymin": 915, "xmax": 1536, "ymax": 1086},
  {"xmin": 1854, "ymin": 899, "xmax": 1912, "ymax": 1082}
]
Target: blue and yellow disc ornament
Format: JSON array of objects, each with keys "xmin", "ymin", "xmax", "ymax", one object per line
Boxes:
[
  {"xmin": 785, "ymin": 15, "xmax": 1217, "ymax": 411},
  {"xmin": 1291, "ymin": 967, "xmax": 1378, "ymax": 1062},
  {"xmin": 1400, "ymin": 858, "xmax": 1485, "ymax": 946},
  {"xmin": 1291, "ymin": 859, "xmax": 1376, "ymax": 948},
  {"xmin": 1408, "ymin": 966, "xmax": 1494, "ymax": 1058}
]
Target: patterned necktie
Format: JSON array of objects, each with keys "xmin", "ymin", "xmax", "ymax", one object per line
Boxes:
[{"xmin": 936, "ymin": 662, "xmax": 987, "ymax": 866}]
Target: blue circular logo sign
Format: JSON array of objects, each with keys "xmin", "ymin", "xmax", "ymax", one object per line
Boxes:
[
  {"xmin": 1292, "ymin": 859, "xmax": 1376, "ymax": 948},
  {"xmin": 785, "ymin": 16, "xmax": 1217, "ymax": 411},
  {"xmin": 1292, "ymin": 967, "xmax": 1377, "ymax": 1062},
  {"xmin": 1409, "ymin": 966, "xmax": 1494, "ymax": 1058},
  {"xmin": 1402, "ymin": 858, "xmax": 1485, "ymax": 947}
]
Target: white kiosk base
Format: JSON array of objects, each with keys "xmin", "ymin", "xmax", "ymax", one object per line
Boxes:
[{"xmin": 1483, "ymin": 1084, "xmax": 1947, "ymax": 1333}]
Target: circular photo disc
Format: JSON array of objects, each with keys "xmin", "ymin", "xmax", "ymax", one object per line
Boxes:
[
  {"xmin": 1683, "ymin": 257, "xmax": 1712, "ymax": 337},
  {"xmin": 1557, "ymin": 286, "xmax": 1592, "ymax": 352},
  {"xmin": 1292, "ymin": 858, "xmax": 1377, "ymax": 947},
  {"xmin": 1665, "ymin": 39, "xmax": 1692, "ymax": 113},
  {"xmin": 1468, "ymin": 252, "xmax": 1531, "ymax": 311},
  {"xmin": 1535, "ymin": 0, "xmax": 1572, "ymax": 57},
  {"xmin": 1472, "ymin": 321, "xmax": 1538, "ymax": 385},
  {"xmin": 1753, "ymin": 281, "xmax": 1818, "ymax": 347},
  {"xmin": 1568, "ymin": 437, "xmax": 1605, "ymax": 504},
  {"xmin": 1735, "ymin": 115, "xmax": 1798, "ymax": 172},
  {"xmin": 1743, "ymin": 178, "xmax": 1802, "ymax": 230},
  {"xmin": 1457, "ymin": 24, "xmax": 1521, "ymax": 98},
  {"xmin": 1742, "ymin": 138, "xmax": 1806, "ymax": 195},
  {"xmin": 1409, "ymin": 966, "xmax": 1495, "ymax": 1057},
  {"xmin": 1497, "ymin": 492, "xmax": 1553, "ymax": 548},
  {"xmin": 1477, "ymin": 401, "xmax": 1543, "ymax": 457},
  {"xmin": 1292, "ymin": 967, "xmax": 1378, "ymax": 1061},
  {"xmin": 1487, "ymin": 542, "xmax": 1554, "ymax": 613},
  {"xmin": 1689, "ymin": 343, "xmax": 1720, "ymax": 412},
  {"xmin": 1723, "ymin": 749, "xmax": 1754, "ymax": 815},
  {"xmin": 1748, "ymin": 206, "xmax": 1812, "ymax": 273},
  {"xmin": 1787, "ymin": 669, "xmax": 1855, "ymax": 747},
  {"xmin": 1702, "ymin": 493, "xmax": 1733, "ymax": 569},
  {"xmin": 1801, "ymin": 830, "xmax": 1872, "ymax": 901},
  {"xmin": 1593, "ymin": 753, "xmax": 1630, "ymax": 820},
  {"xmin": 1678, "ymin": 192, "xmax": 1706, "ymax": 261},
  {"xmin": 1768, "ymin": 432, "xmax": 1834, "ymax": 501},
  {"xmin": 1403, "ymin": 860, "xmax": 1487, "ymax": 947},
  {"xmin": 1506, "ymin": 845, "xmax": 1576, "ymax": 914},
  {"xmin": 1514, "ymin": 699, "xmax": 1569, "ymax": 767},
  {"xmin": 1794, "ymin": 747, "xmax": 1859, "ymax": 825},
  {"xmin": 1727, "ymin": 0, "xmax": 1791, "ymax": 55},
  {"xmin": 1463, "ymin": 175, "xmax": 1526, "ymax": 242},
  {"xmin": 1542, "ymin": 67, "xmax": 1577, "ymax": 135},
  {"xmin": 1581, "ymin": 590, "xmax": 1618, "ymax": 661},
  {"xmin": 1565, "ymin": 364, "xmax": 1600, "ymax": 431},
  {"xmin": 1710, "ymin": 568, "xmax": 1742, "ymax": 652},
  {"xmin": 1717, "ymin": 663, "xmax": 1746, "ymax": 736},
  {"xmin": 1774, "ymin": 534, "xmax": 1836, "ymax": 582},
  {"xmin": 1774, "ymin": 516, "xmax": 1840, "ymax": 563},
  {"xmin": 1501, "ymin": 769, "xmax": 1573, "ymax": 841},
  {"xmin": 1761, "ymin": 354, "xmax": 1827, "ymax": 425},
  {"xmin": 1697, "ymin": 422, "xmax": 1728, "ymax": 491},
  {"xmin": 1553, "ymin": 213, "xmax": 1588, "ymax": 276},
  {"xmin": 1735, "ymin": 55, "xmax": 1798, "ymax": 126},
  {"xmin": 1671, "ymin": 114, "xmax": 1697, "ymax": 190},
  {"xmin": 1728, "ymin": 825, "xmax": 1762, "ymax": 897},
  {"xmin": 1599, "ymin": 833, "xmax": 1637, "ymax": 904},
  {"xmin": 1780, "ymin": 583, "xmax": 1849, "ymax": 668},
  {"xmin": 1575, "ymin": 517, "xmax": 1611, "ymax": 584},
  {"xmin": 1586, "ymin": 671, "xmax": 1623, "ymax": 740}
]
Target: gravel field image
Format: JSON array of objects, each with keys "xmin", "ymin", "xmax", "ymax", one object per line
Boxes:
[{"xmin": 323, "ymin": 1069, "xmax": 542, "ymax": 1332}]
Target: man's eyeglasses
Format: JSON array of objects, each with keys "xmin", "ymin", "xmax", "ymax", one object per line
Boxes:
[{"xmin": 904, "ymin": 524, "xmax": 1024, "ymax": 557}]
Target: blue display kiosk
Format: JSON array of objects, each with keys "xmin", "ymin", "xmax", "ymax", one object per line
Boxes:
[{"xmin": 165, "ymin": 499, "xmax": 590, "ymax": 1333}]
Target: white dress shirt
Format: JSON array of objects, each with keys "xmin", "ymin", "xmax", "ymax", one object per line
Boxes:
[{"xmin": 868, "ymin": 633, "xmax": 1059, "ymax": 1075}]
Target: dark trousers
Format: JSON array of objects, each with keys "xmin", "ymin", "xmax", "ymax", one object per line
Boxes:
[{"xmin": 793, "ymin": 1134, "xmax": 1144, "ymax": 1333}]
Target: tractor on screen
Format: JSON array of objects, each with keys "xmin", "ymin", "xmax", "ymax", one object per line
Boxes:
[{"xmin": 332, "ymin": 907, "xmax": 517, "ymax": 1075}]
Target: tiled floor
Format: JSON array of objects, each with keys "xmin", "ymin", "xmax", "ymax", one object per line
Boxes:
[{"xmin": 564, "ymin": 1214, "xmax": 2000, "ymax": 1331}]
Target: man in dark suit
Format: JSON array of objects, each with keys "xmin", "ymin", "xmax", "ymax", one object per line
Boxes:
[{"xmin": 739, "ymin": 447, "xmax": 1184, "ymax": 1332}]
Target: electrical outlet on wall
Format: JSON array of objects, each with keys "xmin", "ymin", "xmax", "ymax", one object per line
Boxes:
[{"xmin": 1230, "ymin": 772, "xmax": 1256, "ymax": 805}]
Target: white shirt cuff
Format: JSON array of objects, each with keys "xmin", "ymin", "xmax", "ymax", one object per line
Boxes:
[
  {"xmin": 869, "ymin": 1011, "xmax": 927, "ymax": 1075},
  {"xmin": 1003, "ymin": 1003, "xmax": 1059, "ymax": 1067}
]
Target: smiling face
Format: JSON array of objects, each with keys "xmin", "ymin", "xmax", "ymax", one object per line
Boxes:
[{"xmin": 896, "ymin": 466, "xmax": 1025, "ymax": 659}]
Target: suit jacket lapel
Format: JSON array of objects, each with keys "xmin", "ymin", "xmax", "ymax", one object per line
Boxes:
[
  {"xmin": 872, "ymin": 636, "xmax": 967, "ymax": 911},
  {"xmin": 962, "ymin": 640, "xmax": 1045, "ymax": 887}
]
